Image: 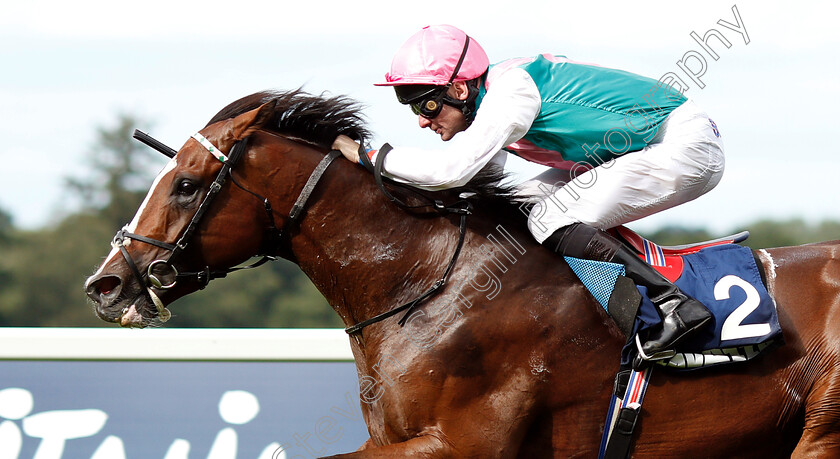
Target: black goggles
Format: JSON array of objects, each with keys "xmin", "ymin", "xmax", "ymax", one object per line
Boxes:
[{"xmin": 395, "ymin": 85, "xmax": 449, "ymax": 119}]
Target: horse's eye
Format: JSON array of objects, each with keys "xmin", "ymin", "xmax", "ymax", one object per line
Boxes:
[{"xmin": 177, "ymin": 180, "xmax": 198, "ymax": 196}]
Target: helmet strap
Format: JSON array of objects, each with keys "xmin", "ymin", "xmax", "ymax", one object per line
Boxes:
[
  {"xmin": 440, "ymin": 77, "xmax": 482, "ymax": 126},
  {"xmin": 461, "ymin": 78, "xmax": 482, "ymax": 126}
]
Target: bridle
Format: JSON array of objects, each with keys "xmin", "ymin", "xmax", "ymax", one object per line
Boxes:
[
  {"xmin": 124, "ymin": 128, "xmax": 471, "ymax": 335},
  {"xmin": 114, "ymin": 129, "xmax": 340, "ymax": 322}
]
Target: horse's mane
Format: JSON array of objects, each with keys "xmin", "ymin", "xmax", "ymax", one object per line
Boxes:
[
  {"xmin": 207, "ymin": 88, "xmax": 371, "ymax": 145},
  {"xmin": 207, "ymin": 89, "xmax": 529, "ymax": 221}
]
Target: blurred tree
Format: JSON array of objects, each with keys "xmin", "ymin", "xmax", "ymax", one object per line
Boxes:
[
  {"xmin": 165, "ymin": 260, "xmax": 342, "ymax": 328},
  {"xmin": 0, "ymin": 207, "xmax": 12, "ymax": 244},
  {"xmin": 0, "ymin": 114, "xmax": 162, "ymax": 326},
  {"xmin": 0, "ymin": 112, "xmax": 338, "ymax": 328},
  {"xmin": 0, "ymin": 213, "xmax": 114, "ymax": 326},
  {"xmin": 736, "ymin": 219, "xmax": 817, "ymax": 250},
  {"xmin": 639, "ymin": 219, "xmax": 840, "ymax": 250},
  {"xmin": 641, "ymin": 225, "xmax": 714, "ymax": 247},
  {"xmin": 815, "ymin": 221, "xmax": 840, "ymax": 244},
  {"xmin": 0, "ymin": 208, "xmax": 14, "ymax": 322},
  {"xmin": 5, "ymin": 112, "xmax": 840, "ymax": 329},
  {"xmin": 64, "ymin": 113, "xmax": 160, "ymax": 228}
]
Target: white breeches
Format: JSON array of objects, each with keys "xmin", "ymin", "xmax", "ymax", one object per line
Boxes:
[{"xmin": 522, "ymin": 100, "xmax": 726, "ymax": 243}]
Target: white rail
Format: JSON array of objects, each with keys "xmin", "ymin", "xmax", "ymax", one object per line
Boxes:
[{"xmin": 0, "ymin": 328, "xmax": 354, "ymax": 361}]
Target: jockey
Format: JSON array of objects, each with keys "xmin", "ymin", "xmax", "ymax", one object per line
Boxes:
[{"xmin": 332, "ymin": 24, "xmax": 725, "ymax": 364}]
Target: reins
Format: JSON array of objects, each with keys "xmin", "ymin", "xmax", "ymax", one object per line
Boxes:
[
  {"xmin": 113, "ymin": 135, "xmax": 260, "ymax": 320},
  {"xmin": 117, "ymin": 130, "xmax": 339, "ymax": 321},
  {"xmin": 344, "ymin": 143, "xmax": 473, "ymax": 334},
  {"xmin": 126, "ymin": 130, "xmax": 471, "ymax": 333}
]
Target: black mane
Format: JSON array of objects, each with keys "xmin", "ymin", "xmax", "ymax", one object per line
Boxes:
[
  {"xmin": 208, "ymin": 89, "xmax": 529, "ymax": 221},
  {"xmin": 207, "ymin": 89, "xmax": 371, "ymax": 148}
]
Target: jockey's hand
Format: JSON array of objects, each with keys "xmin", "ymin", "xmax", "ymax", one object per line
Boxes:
[{"xmin": 332, "ymin": 135, "xmax": 360, "ymax": 163}]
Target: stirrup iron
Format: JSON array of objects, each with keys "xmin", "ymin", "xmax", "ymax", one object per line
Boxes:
[{"xmin": 635, "ymin": 334, "xmax": 676, "ymax": 362}]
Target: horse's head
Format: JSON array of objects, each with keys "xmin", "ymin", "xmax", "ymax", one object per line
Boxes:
[{"xmin": 84, "ymin": 101, "xmax": 278, "ymax": 327}]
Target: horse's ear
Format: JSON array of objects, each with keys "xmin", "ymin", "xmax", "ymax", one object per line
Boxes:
[{"xmin": 232, "ymin": 99, "xmax": 277, "ymax": 140}]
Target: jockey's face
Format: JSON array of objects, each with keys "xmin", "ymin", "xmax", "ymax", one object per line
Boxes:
[{"xmin": 417, "ymin": 82, "xmax": 469, "ymax": 141}]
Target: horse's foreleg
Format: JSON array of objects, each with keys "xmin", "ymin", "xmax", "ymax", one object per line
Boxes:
[
  {"xmin": 320, "ymin": 435, "xmax": 449, "ymax": 458},
  {"xmin": 791, "ymin": 429, "xmax": 840, "ymax": 458},
  {"xmin": 791, "ymin": 378, "xmax": 840, "ymax": 458}
]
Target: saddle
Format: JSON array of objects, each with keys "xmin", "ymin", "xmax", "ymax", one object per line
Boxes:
[
  {"xmin": 566, "ymin": 225, "xmax": 783, "ymax": 371},
  {"xmin": 611, "ymin": 225, "xmax": 751, "ymax": 282},
  {"xmin": 577, "ymin": 226, "xmax": 785, "ymax": 459}
]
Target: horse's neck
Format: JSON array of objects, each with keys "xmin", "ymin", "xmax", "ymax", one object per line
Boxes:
[
  {"xmin": 270, "ymin": 151, "xmax": 513, "ymax": 323},
  {"xmin": 269, "ymin": 148, "xmax": 610, "ymax": 356},
  {"xmin": 289, "ymin": 172, "xmax": 460, "ymax": 328}
]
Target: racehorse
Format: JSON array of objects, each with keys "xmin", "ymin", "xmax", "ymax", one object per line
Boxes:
[{"xmin": 84, "ymin": 90, "xmax": 840, "ymax": 457}]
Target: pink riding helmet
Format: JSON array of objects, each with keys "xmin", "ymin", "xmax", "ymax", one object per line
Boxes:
[{"xmin": 375, "ymin": 25, "xmax": 490, "ymax": 87}]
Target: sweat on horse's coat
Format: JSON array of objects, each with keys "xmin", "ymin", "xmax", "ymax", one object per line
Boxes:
[{"xmin": 85, "ymin": 90, "xmax": 840, "ymax": 458}]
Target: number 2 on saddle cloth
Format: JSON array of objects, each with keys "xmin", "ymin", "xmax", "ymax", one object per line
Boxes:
[{"xmin": 565, "ymin": 226, "xmax": 784, "ymax": 371}]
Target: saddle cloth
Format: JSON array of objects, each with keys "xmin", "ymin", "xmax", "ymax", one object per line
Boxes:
[{"xmin": 566, "ymin": 226, "xmax": 784, "ymax": 370}]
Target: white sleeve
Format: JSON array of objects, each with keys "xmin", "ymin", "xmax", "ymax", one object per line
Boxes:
[{"xmin": 373, "ymin": 68, "xmax": 541, "ymax": 189}]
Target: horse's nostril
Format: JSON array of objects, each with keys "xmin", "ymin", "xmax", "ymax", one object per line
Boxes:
[
  {"xmin": 86, "ymin": 275, "xmax": 122, "ymax": 303},
  {"xmin": 99, "ymin": 277, "xmax": 119, "ymax": 295}
]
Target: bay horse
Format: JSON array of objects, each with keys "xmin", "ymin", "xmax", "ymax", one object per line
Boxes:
[{"xmin": 84, "ymin": 90, "xmax": 840, "ymax": 457}]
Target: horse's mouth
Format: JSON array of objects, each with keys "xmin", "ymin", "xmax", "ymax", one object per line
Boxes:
[
  {"xmin": 89, "ymin": 284, "xmax": 162, "ymax": 329},
  {"xmin": 119, "ymin": 302, "xmax": 148, "ymax": 328},
  {"xmin": 87, "ymin": 267, "xmax": 176, "ymax": 328},
  {"xmin": 93, "ymin": 295, "xmax": 154, "ymax": 328},
  {"xmin": 116, "ymin": 290, "xmax": 171, "ymax": 328}
]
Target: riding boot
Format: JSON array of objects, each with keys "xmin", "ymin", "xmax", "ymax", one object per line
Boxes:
[
  {"xmin": 613, "ymin": 243, "xmax": 712, "ymax": 360},
  {"xmin": 543, "ymin": 223, "xmax": 712, "ymax": 361}
]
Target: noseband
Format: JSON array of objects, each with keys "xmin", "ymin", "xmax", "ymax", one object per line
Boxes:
[{"xmin": 112, "ymin": 129, "xmax": 340, "ymax": 322}]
